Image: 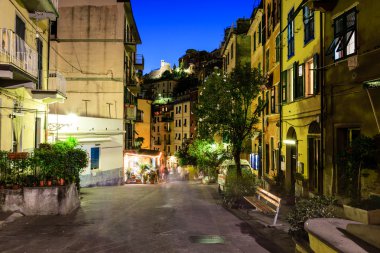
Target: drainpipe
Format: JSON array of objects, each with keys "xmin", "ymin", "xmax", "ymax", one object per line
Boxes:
[
  {"xmin": 365, "ymin": 88, "xmax": 380, "ymax": 133},
  {"xmin": 320, "ymin": 11, "xmax": 325, "ymax": 195},
  {"xmin": 278, "ymin": 0, "xmax": 283, "ymax": 183}
]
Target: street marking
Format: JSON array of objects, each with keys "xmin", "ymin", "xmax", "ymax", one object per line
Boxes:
[{"xmin": 189, "ymin": 235, "xmax": 225, "ymax": 244}]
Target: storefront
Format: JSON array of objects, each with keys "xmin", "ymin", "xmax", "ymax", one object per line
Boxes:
[{"xmin": 124, "ymin": 149, "xmax": 162, "ymax": 183}]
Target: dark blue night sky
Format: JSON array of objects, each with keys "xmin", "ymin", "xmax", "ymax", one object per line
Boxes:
[{"xmin": 132, "ymin": 0, "xmax": 259, "ymax": 73}]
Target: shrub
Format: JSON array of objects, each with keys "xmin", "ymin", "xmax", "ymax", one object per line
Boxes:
[
  {"xmin": 287, "ymin": 196, "xmax": 336, "ymax": 241},
  {"xmin": 222, "ymin": 169, "xmax": 257, "ymax": 208}
]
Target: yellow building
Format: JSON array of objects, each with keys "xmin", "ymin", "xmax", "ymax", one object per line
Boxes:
[
  {"xmin": 221, "ymin": 18, "xmax": 251, "ymax": 73},
  {"xmin": 135, "ymin": 99, "xmax": 152, "ymax": 149},
  {"xmin": 173, "ymin": 99, "xmax": 191, "ymax": 153},
  {"xmin": 261, "ymin": 0, "xmax": 281, "ymax": 184},
  {"xmin": 0, "ymin": 0, "xmax": 62, "ymax": 152},
  {"xmin": 247, "ymin": 3, "xmax": 264, "ymax": 170},
  {"xmin": 281, "ymin": 0, "xmax": 324, "ymax": 197}
]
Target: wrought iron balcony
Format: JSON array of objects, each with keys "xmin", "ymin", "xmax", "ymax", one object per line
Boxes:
[
  {"xmin": 0, "ymin": 28, "xmax": 38, "ymax": 85},
  {"xmin": 125, "ymin": 104, "xmax": 136, "ymax": 120},
  {"xmin": 135, "ymin": 110, "xmax": 143, "ymax": 122},
  {"xmin": 31, "ymin": 71, "xmax": 67, "ymax": 104},
  {"xmin": 135, "ymin": 54, "xmax": 144, "ymax": 71},
  {"xmin": 162, "ymin": 116, "xmax": 174, "ymax": 122}
]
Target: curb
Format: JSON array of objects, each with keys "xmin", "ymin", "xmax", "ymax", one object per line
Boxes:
[{"xmin": 0, "ymin": 212, "xmax": 24, "ymax": 229}]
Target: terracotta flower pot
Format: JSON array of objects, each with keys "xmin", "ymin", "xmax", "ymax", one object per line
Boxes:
[
  {"xmin": 47, "ymin": 180, "xmax": 52, "ymax": 186},
  {"xmin": 39, "ymin": 180, "xmax": 45, "ymax": 187},
  {"xmin": 58, "ymin": 178, "xmax": 65, "ymax": 186}
]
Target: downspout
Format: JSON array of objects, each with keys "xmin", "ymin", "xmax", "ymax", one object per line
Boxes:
[
  {"xmin": 44, "ymin": 21, "xmax": 52, "ymax": 144},
  {"xmin": 320, "ymin": 11, "xmax": 326, "ymax": 195},
  {"xmin": 278, "ymin": 0, "xmax": 283, "ymax": 183}
]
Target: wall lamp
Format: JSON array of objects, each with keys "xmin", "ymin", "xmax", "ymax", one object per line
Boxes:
[{"xmin": 284, "ymin": 139, "xmax": 297, "ymax": 145}]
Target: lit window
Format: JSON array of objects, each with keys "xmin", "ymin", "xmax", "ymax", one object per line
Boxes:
[
  {"xmin": 305, "ymin": 58, "xmax": 314, "ymax": 96},
  {"xmin": 326, "ymin": 8, "xmax": 357, "ymax": 60},
  {"xmin": 270, "ymin": 87, "xmax": 276, "ymax": 114}
]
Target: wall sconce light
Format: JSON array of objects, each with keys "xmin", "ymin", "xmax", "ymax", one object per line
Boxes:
[{"xmin": 284, "ymin": 139, "xmax": 296, "ymax": 145}]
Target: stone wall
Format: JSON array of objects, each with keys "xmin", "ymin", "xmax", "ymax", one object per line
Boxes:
[
  {"xmin": 80, "ymin": 167, "xmax": 124, "ymax": 187},
  {"xmin": 0, "ymin": 184, "xmax": 80, "ymax": 215}
]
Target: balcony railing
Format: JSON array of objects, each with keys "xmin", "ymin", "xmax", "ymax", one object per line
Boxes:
[
  {"xmin": 0, "ymin": 28, "xmax": 38, "ymax": 79},
  {"xmin": 135, "ymin": 110, "xmax": 143, "ymax": 122},
  {"xmin": 135, "ymin": 54, "xmax": 144, "ymax": 65},
  {"xmin": 162, "ymin": 116, "xmax": 174, "ymax": 122},
  {"xmin": 126, "ymin": 104, "xmax": 136, "ymax": 120},
  {"xmin": 48, "ymin": 71, "xmax": 66, "ymax": 95}
]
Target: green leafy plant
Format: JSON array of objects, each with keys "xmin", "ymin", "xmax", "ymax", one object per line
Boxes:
[
  {"xmin": 222, "ymin": 169, "xmax": 257, "ymax": 208},
  {"xmin": 185, "ymin": 139, "xmax": 230, "ymax": 178},
  {"xmin": 337, "ymin": 135, "xmax": 379, "ymax": 202},
  {"xmin": 148, "ymin": 170, "xmax": 156, "ymax": 181},
  {"xmin": 197, "ymin": 64, "xmax": 266, "ymax": 177},
  {"xmin": 287, "ymin": 196, "xmax": 336, "ymax": 241}
]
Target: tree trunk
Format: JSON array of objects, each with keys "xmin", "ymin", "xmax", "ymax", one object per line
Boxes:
[{"xmin": 233, "ymin": 151, "xmax": 242, "ymax": 178}]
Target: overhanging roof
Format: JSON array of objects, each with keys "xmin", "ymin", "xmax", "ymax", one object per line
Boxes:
[{"xmin": 21, "ymin": 0, "xmax": 59, "ymax": 19}]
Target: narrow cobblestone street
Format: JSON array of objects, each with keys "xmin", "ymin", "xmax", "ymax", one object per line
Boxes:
[{"xmin": 0, "ymin": 182, "xmax": 289, "ymax": 253}]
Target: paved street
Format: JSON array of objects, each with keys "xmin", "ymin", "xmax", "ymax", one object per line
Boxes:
[{"xmin": 0, "ymin": 181, "xmax": 287, "ymax": 253}]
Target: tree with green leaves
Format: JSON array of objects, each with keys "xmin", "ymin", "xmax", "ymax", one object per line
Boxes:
[
  {"xmin": 188, "ymin": 139, "xmax": 230, "ymax": 178},
  {"xmin": 197, "ymin": 64, "xmax": 266, "ymax": 177}
]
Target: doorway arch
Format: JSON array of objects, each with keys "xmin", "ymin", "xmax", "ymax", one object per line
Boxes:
[{"xmin": 285, "ymin": 127, "xmax": 297, "ymax": 195}]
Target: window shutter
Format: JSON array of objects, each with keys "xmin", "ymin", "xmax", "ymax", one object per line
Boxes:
[
  {"xmin": 313, "ymin": 53, "xmax": 319, "ymax": 94},
  {"xmin": 293, "ymin": 61, "xmax": 298, "ymax": 100},
  {"xmin": 281, "ymin": 71, "xmax": 287, "ymax": 103},
  {"xmin": 299, "ymin": 64, "xmax": 304, "ymax": 98}
]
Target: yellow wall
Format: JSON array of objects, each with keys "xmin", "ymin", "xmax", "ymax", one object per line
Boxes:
[
  {"xmin": 135, "ymin": 99, "xmax": 151, "ymax": 149},
  {"xmin": 281, "ymin": 0, "xmax": 323, "ymax": 196},
  {"xmin": 261, "ymin": 0, "xmax": 281, "ymax": 180},
  {"xmin": 0, "ymin": 0, "xmax": 52, "ymax": 151},
  {"xmin": 248, "ymin": 8, "xmax": 264, "ymax": 70}
]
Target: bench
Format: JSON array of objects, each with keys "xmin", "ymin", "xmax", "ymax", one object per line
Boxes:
[{"xmin": 244, "ymin": 187, "xmax": 281, "ymax": 226}]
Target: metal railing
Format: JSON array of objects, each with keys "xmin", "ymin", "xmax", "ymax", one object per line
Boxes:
[
  {"xmin": 135, "ymin": 54, "xmax": 144, "ymax": 65},
  {"xmin": 48, "ymin": 71, "xmax": 66, "ymax": 95},
  {"xmin": 135, "ymin": 110, "xmax": 143, "ymax": 122},
  {"xmin": 0, "ymin": 28, "xmax": 38, "ymax": 78}
]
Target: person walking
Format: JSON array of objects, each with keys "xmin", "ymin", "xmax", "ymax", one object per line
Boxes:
[
  {"xmin": 155, "ymin": 167, "xmax": 160, "ymax": 183},
  {"xmin": 164, "ymin": 166, "xmax": 169, "ymax": 183}
]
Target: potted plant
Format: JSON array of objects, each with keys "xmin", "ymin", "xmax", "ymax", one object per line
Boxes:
[
  {"xmin": 149, "ymin": 170, "xmax": 156, "ymax": 184},
  {"xmin": 142, "ymin": 173, "xmax": 148, "ymax": 184},
  {"xmin": 338, "ymin": 134, "xmax": 380, "ymax": 224}
]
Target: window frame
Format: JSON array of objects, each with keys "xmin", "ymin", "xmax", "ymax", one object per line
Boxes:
[
  {"xmin": 288, "ymin": 8, "xmax": 295, "ymax": 59},
  {"xmin": 326, "ymin": 8, "xmax": 357, "ymax": 61},
  {"xmin": 275, "ymin": 34, "xmax": 280, "ymax": 63},
  {"xmin": 270, "ymin": 87, "xmax": 276, "ymax": 114},
  {"xmin": 303, "ymin": 6, "xmax": 315, "ymax": 44}
]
